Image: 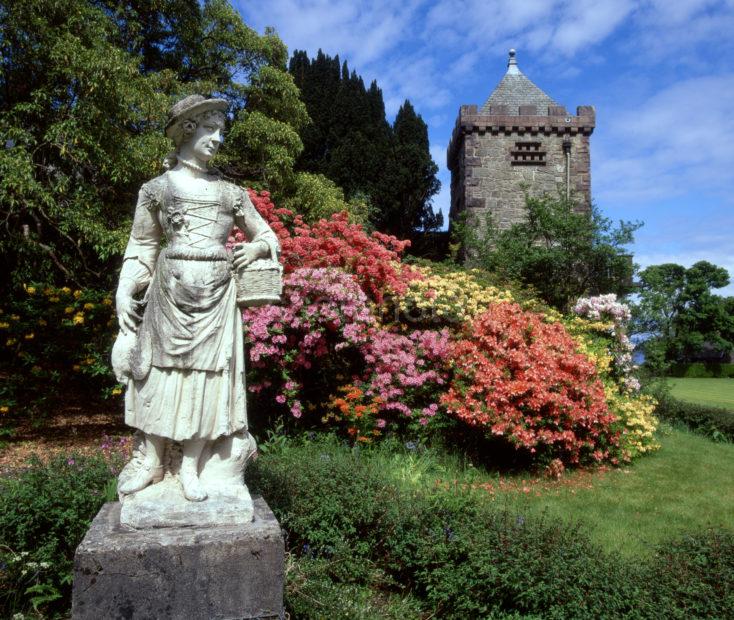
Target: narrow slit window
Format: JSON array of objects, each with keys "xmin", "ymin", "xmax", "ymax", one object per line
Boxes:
[{"xmin": 511, "ymin": 141, "xmax": 546, "ymax": 165}]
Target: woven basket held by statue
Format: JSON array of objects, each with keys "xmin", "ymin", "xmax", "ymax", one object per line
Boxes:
[{"xmin": 235, "ymin": 257, "xmax": 283, "ymax": 307}]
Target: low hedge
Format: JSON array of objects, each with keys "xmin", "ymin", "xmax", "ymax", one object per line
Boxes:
[
  {"xmin": 667, "ymin": 362, "xmax": 734, "ymax": 378},
  {"xmin": 652, "ymin": 390, "xmax": 734, "ymax": 442},
  {"xmin": 0, "ymin": 454, "xmax": 118, "ymax": 618},
  {"xmin": 3, "ymin": 438, "xmax": 733, "ymax": 618},
  {"xmin": 247, "ymin": 435, "xmax": 734, "ymax": 619}
]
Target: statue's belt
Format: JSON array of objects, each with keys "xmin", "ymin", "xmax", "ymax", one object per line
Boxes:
[{"xmin": 164, "ymin": 246, "xmax": 230, "ymax": 261}]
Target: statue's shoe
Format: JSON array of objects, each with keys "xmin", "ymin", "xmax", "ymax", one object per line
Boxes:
[
  {"xmin": 180, "ymin": 468, "xmax": 208, "ymax": 502},
  {"xmin": 118, "ymin": 463, "xmax": 164, "ymax": 495}
]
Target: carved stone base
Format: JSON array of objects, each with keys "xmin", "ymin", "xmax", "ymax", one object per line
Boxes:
[
  {"xmin": 118, "ymin": 430, "xmax": 258, "ymax": 528},
  {"xmin": 72, "ymin": 499, "xmax": 284, "ymax": 620},
  {"xmin": 120, "ymin": 475, "xmax": 254, "ymax": 528}
]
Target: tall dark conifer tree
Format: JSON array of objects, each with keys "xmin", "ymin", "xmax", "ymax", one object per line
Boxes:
[{"xmin": 288, "ymin": 50, "xmax": 441, "ymax": 240}]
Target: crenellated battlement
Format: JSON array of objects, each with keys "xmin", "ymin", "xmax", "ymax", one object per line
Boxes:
[
  {"xmin": 447, "ymin": 105, "xmax": 595, "ymax": 170},
  {"xmin": 447, "ymin": 50, "xmax": 595, "ymax": 240}
]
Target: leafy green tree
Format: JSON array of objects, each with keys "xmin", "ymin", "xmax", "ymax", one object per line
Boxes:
[
  {"xmin": 633, "ymin": 261, "xmax": 734, "ymax": 367},
  {"xmin": 0, "ymin": 0, "xmax": 305, "ymax": 291},
  {"xmin": 461, "ymin": 193, "xmax": 640, "ymax": 310},
  {"xmin": 279, "ymin": 172, "xmax": 372, "ymax": 226},
  {"xmin": 0, "ymin": 0, "xmax": 173, "ymax": 289}
]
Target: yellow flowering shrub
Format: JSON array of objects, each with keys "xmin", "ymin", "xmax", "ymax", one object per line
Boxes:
[
  {"xmin": 395, "ymin": 266, "xmax": 513, "ymax": 326},
  {"xmin": 606, "ymin": 388, "xmax": 660, "ymax": 459},
  {"xmin": 0, "ymin": 284, "xmax": 122, "ymax": 419},
  {"xmin": 568, "ymin": 315, "xmax": 659, "ymax": 460}
]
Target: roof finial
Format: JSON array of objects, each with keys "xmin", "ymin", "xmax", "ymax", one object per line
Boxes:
[{"xmin": 507, "ymin": 48, "xmax": 520, "ymax": 75}]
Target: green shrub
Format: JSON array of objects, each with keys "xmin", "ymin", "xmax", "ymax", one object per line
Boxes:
[
  {"xmin": 250, "ymin": 435, "xmax": 704, "ymax": 618},
  {"xmin": 0, "ymin": 454, "xmax": 118, "ymax": 617},
  {"xmin": 648, "ymin": 530, "xmax": 734, "ymax": 618},
  {"xmin": 0, "ymin": 285, "xmax": 120, "ymax": 428},
  {"xmin": 4, "ymin": 437, "xmax": 733, "ymax": 618},
  {"xmin": 668, "ymin": 362, "xmax": 734, "ymax": 378},
  {"xmin": 285, "ymin": 557, "xmax": 423, "ymax": 619},
  {"xmin": 651, "ymin": 390, "xmax": 734, "ymax": 441}
]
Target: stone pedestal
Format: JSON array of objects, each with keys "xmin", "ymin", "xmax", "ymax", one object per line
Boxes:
[{"xmin": 72, "ymin": 498, "xmax": 284, "ymax": 620}]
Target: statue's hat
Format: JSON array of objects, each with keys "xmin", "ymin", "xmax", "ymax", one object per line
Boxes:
[{"xmin": 165, "ymin": 95, "xmax": 228, "ymax": 139}]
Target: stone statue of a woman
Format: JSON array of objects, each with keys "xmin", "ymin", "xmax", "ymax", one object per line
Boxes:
[{"xmin": 112, "ymin": 95, "xmax": 279, "ymax": 524}]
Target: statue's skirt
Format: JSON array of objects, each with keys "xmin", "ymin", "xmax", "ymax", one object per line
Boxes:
[{"xmin": 124, "ymin": 254, "xmax": 248, "ymax": 441}]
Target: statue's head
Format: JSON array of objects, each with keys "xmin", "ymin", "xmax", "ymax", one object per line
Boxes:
[{"xmin": 165, "ymin": 94, "xmax": 228, "ymax": 149}]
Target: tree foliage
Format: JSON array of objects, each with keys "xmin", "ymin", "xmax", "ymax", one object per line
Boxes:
[
  {"xmin": 289, "ymin": 50, "xmax": 442, "ymax": 240},
  {"xmin": 0, "ymin": 0, "xmax": 306, "ymax": 291},
  {"xmin": 461, "ymin": 193, "xmax": 640, "ymax": 310},
  {"xmin": 632, "ymin": 261, "xmax": 734, "ymax": 368}
]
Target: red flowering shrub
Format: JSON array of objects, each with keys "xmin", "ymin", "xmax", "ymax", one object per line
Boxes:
[
  {"xmin": 233, "ymin": 190, "xmax": 421, "ymax": 304},
  {"xmin": 441, "ymin": 302, "xmax": 619, "ymax": 465}
]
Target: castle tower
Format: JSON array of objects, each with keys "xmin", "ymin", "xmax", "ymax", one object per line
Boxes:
[{"xmin": 447, "ymin": 49, "xmax": 595, "ymax": 237}]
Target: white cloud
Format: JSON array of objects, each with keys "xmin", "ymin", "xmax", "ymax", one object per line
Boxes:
[
  {"xmin": 424, "ymin": 0, "xmax": 632, "ymax": 59},
  {"xmin": 628, "ymin": 1, "xmax": 734, "ymax": 63},
  {"xmin": 551, "ymin": 0, "xmax": 635, "ymax": 56},
  {"xmin": 595, "ymin": 74, "xmax": 734, "ymax": 204},
  {"xmin": 237, "ymin": 0, "xmax": 424, "ymax": 68}
]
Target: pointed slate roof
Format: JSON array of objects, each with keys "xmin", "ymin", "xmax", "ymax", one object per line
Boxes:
[{"xmin": 481, "ymin": 49, "xmax": 558, "ymax": 114}]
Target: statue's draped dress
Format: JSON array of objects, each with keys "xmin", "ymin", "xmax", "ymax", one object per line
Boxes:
[{"xmin": 119, "ymin": 172, "xmax": 279, "ymax": 441}]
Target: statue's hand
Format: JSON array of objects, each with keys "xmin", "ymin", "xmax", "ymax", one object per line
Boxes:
[
  {"xmin": 232, "ymin": 242, "xmax": 261, "ymax": 271},
  {"xmin": 116, "ymin": 293, "xmax": 143, "ymax": 334}
]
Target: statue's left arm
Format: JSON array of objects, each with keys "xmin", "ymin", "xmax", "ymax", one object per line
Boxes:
[{"xmin": 232, "ymin": 188, "xmax": 280, "ymax": 271}]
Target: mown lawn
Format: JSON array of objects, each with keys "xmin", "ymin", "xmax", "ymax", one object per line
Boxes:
[
  {"xmin": 379, "ymin": 426, "xmax": 734, "ymax": 559},
  {"xmin": 668, "ymin": 377, "xmax": 734, "ymax": 409},
  {"xmin": 498, "ymin": 426, "xmax": 734, "ymax": 557}
]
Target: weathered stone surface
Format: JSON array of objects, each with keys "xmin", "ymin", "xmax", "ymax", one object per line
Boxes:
[
  {"xmin": 72, "ymin": 498, "xmax": 284, "ymax": 620},
  {"xmin": 447, "ymin": 50, "xmax": 594, "ymax": 241},
  {"xmin": 113, "ymin": 94, "xmax": 281, "ymax": 511},
  {"xmin": 120, "ymin": 475, "xmax": 254, "ymax": 528}
]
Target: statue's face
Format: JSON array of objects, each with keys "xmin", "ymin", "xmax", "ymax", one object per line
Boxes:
[{"xmin": 183, "ymin": 113, "xmax": 225, "ymax": 163}]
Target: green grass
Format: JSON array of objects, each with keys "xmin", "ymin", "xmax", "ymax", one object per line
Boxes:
[
  {"xmin": 668, "ymin": 377, "xmax": 734, "ymax": 409},
  {"xmin": 499, "ymin": 427, "xmax": 734, "ymax": 557},
  {"xmin": 375, "ymin": 426, "xmax": 734, "ymax": 559}
]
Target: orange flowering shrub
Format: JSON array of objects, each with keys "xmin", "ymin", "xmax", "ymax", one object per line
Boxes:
[
  {"xmin": 324, "ymin": 385, "xmax": 384, "ymax": 443},
  {"xmin": 441, "ymin": 302, "xmax": 620, "ymax": 465}
]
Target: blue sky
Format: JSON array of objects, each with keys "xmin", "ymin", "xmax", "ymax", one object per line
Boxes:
[{"xmin": 238, "ymin": 0, "xmax": 734, "ymax": 295}]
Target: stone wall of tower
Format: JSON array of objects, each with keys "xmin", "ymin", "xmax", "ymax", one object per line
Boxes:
[{"xmin": 448, "ymin": 104, "xmax": 595, "ymax": 234}]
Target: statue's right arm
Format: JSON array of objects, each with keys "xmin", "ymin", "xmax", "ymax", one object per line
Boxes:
[{"xmin": 116, "ymin": 184, "xmax": 163, "ymax": 333}]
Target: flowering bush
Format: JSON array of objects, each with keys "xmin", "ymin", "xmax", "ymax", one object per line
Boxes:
[
  {"xmin": 605, "ymin": 388, "xmax": 659, "ymax": 459},
  {"xmin": 234, "ymin": 190, "xmax": 421, "ymax": 303},
  {"xmin": 570, "ymin": 295, "xmax": 659, "ymax": 458},
  {"xmin": 393, "ymin": 266, "xmax": 513, "ymax": 326},
  {"xmin": 0, "ymin": 285, "xmax": 120, "ymax": 421},
  {"xmin": 572, "ymin": 294, "xmax": 631, "ymax": 323},
  {"xmin": 357, "ymin": 328, "xmax": 451, "ymax": 424},
  {"xmin": 573, "ymin": 294, "xmax": 638, "ymax": 390},
  {"xmin": 244, "ymin": 265, "xmax": 452, "ymax": 440},
  {"xmin": 442, "ymin": 302, "xmax": 619, "ymax": 465},
  {"xmin": 324, "ymin": 384, "xmax": 384, "ymax": 443},
  {"xmin": 243, "ymin": 267, "xmax": 375, "ymax": 420}
]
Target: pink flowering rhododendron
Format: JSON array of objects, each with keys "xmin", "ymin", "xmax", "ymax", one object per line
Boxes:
[
  {"xmin": 358, "ymin": 328, "xmax": 451, "ymax": 423},
  {"xmin": 442, "ymin": 302, "xmax": 619, "ymax": 465},
  {"xmin": 243, "ymin": 267, "xmax": 375, "ymax": 418}
]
